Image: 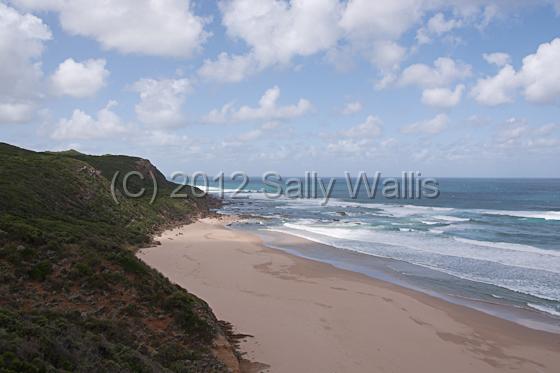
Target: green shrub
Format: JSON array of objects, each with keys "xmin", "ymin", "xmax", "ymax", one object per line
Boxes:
[{"xmin": 28, "ymin": 261, "xmax": 52, "ymax": 281}]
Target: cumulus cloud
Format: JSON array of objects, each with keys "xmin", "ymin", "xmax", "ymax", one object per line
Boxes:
[
  {"xmin": 336, "ymin": 0, "xmax": 425, "ymax": 72},
  {"xmin": 416, "ymin": 12, "xmax": 462, "ymax": 44},
  {"xmin": 325, "ymin": 115, "xmax": 383, "ymax": 156},
  {"xmin": 341, "ymin": 101, "xmax": 363, "ymax": 115},
  {"xmin": 0, "ymin": 102, "xmax": 36, "ymax": 124},
  {"xmin": 203, "ymin": 86, "xmax": 311, "ymax": 123},
  {"xmin": 206, "ymin": 0, "xmax": 460, "ymax": 81},
  {"xmin": 132, "ymin": 78, "xmax": 190, "ymax": 128},
  {"xmin": 13, "ymin": 0, "xmax": 208, "ymax": 58},
  {"xmin": 472, "ymin": 38, "xmax": 560, "ymax": 105},
  {"xmin": 222, "ymin": 0, "xmax": 341, "ymax": 65},
  {"xmin": 519, "ymin": 37, "xmax": 560, "ymax": 103},
  {"xmin": 339, "ymin": 0, "xmax": 423, "ymax": 42},
  {"xmin": 201, "ymin": 1, "xmax": 556, "ymax": 82},
  {"xmin": 51, "ymin": 101, "xmax": 128, "ymax": 140},
  {"xmin": 421, "ymin": 84, "xmax": 465, "ymax": 108},
  {"xmin": 482, "ymin": 52, "xmax": 511, "ymax": 67},
  {"xmin": 401, "ymin": 113, "xmax": 448, "ymax": 134},
  {"xmin": 369, "ymin": 40, "xmax": 407, "ymax": 71},
  {"xmin": 427, "ymin": 12, "xmax": 462, "ymax": 34},
  {"xmin": 339, "ymin": 115, "xmax": 382, "ymax": 138},
  {"xmin": 471, "ymin": 65, "xmax": 519, "ymax": 106},
  {"xmin": 198, "ymin": 53, "xmax": 259, "ymax": 83},
  {"xmin": 399, "ymin": 57, "xmax": 471, "ymax": 88},
  {"xmin": 0, "ymin": 3, "xmax": 51, "ymax": 124},
  {"xmin": 50, "ymin": 58, "xmax": 109, "ymax": 98},
  {"xmin": 200, "ymin": 0, "xmax": 341, "ymax": 81}
]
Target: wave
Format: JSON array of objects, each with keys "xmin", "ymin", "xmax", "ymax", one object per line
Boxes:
[
  {"xmin": 478, "ymin": 209, "xmax": 560, "ymax": 221},
  {"xmin": 269, "ymin": 225, "xmax": 560, "ymax": 302},
  {"xmin": 282, "ymin": 221, "xmax": 560, "ymax": 269},
  {"xmin": 217, "ymin": 189, "xmax": 560, "ymax": 223},
  {"xmin": 271, "ymin": 220, "xmax": 560, "ymax": 300},
  {"xmin": 452, "ymin": 237, "xmax": 560, "ymax": 257},
  {"xmin": 527, "ymin": 303, "xmax": 560, "ymax": 317},
  {"xmin": 432, "ymin": 215, "xmax": 470, "ymax": 223},
  {"xmin": 420, "ymin": 220, "xmax": 441, "ymax": 225},
  {"xmin": 282, "ymin": 199, "xmax": 560, "ymax": 222}
]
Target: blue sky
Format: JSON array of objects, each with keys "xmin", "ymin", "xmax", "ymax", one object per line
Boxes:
[{"xmin": 1, "ymin": 0, "xmax": 560, "ymax": 177}]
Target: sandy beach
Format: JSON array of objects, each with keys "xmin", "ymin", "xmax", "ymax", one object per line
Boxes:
[{"xmin": 138, "ymin": 218, "xmax": 560, "ymax": 373}]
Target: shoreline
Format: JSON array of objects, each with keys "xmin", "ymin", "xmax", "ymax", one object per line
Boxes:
[
  {"xmin": 253, "ymin": 226, "xmax": 560, "ymax": 334},
  {"xmin": 139, "ymin": 217, "xmax": 560, "ymax": 372}
]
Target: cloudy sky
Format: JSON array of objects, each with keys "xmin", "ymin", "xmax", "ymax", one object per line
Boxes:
[{"xmin": 1, "ymin": 0, "xmax": 560, "ymax": 177}]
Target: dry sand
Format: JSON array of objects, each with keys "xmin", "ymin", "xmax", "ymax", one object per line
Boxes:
[{"xmin": 138, "ymin": 218, "xmax": 560, "ymax": 373}]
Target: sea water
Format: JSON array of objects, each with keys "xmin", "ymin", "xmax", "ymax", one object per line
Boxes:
[{"xmin": 202, "ymin": 177, "xmax": 560, "ymax": 330}]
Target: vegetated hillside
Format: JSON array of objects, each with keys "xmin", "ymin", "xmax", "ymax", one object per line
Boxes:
[{"xmin": 0, "ymin": 143, "xmax": 238, "ymax": 372}]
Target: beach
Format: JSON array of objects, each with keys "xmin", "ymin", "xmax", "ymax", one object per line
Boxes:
[{"xmin": 138, "ymin": 217, "xmax": 560, "ymax": 373}]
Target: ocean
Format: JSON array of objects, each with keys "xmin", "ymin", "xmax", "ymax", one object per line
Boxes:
[{"xmin": 201, "ymin": 177, "xmax": 560, "ymax": 331}]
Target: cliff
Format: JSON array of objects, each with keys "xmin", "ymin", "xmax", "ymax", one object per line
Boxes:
[{"xmin": 0, "ymin": 143, "xmax": 239, "ymax": 372}]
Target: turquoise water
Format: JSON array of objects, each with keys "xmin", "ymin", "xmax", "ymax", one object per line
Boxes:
[{"xmin": 203, "ymin": 178, "xmax": 560, "ymax": 327}]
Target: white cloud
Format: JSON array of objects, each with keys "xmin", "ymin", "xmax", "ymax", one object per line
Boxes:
[
  {"xmin": 50, "ymin": 58, "xmax": 109, "ymax": 98},
  {"xmin": 137, "ymin": 129, "xmax": 192, "ymax": 147},
  {"xmin": 209, "ymin": 0, "xmax": 426, "ymax": 80},
  {"xmin": 471, "ymin": 65, "xmax": 519, "ymax": 106},
  {"xmin": 495, "ymin": 118, "xmax": 560, "ymax": 151},
  {"xmin": 518, "ymin": 37, "xmax": 560, "ymax": 104},
  {"xmin": 219, "ymin": 0, "xmax": 341, "ymax": 67},
  {"xmin": 473, "ymin": 38, "xmax": 560, "ymax": 106},
  {"xmin": 338, "ymin": 1, "xmax": 423, "ymax": 71},
  {"xmin": 223, "ymin": 121, "xmax": 282, "ymax": 147},
  {"xmin": 52, "ymin": 101, "xmax": 128, "ymax": 140},
  {"xmin": 203, "ymin": 86, "xmax": 311, "ymax": 123},
  {"xmin": 204, "ymin": 1, "xmax": 555, "ymax": 82},
  {"xmin": 482, "ymin": 52, "xmax": 511, "ymax": 67},
  {"xmin": 401, "ymin": 113, "xmax": 448, "ymax": 134},
  {"xmin": 14, "ymin": 0, "xmax": 208, "ymax": 58},
  {"xmin": 326, "ymin": 138, "xmax": 372, "ymax": 155},
  {"xmin": 427, "ymin": 13, "xmax": 461, "ymax": 34},
  {"xmin": 416, "ymin": 27, "xmax": 431, "ymax": 45},
  {"xmin": 0, "ymin": 102, "xmax": 35, "ymax": 124},
  {"xmin": 370, "ymin": 40, "xmax": 407, "ymax": 71},
  {"xmin": 340, "ymin": 0, "xmax": 423, "ymax": 41},
  {"xmin": 339, "ymin": 115, "xmax": 382, "ymax": 138},
  {"xmin": 198, "ymin": 53, "xmax": 259, "ymax": 83},
  {"xmin": 0, "ymin": 3, "xmax": 51, "ymax": 124},
  {"xmin": 417, "ymin": 12, "xmax": 462, "ymax": 44},
  {"xmin": 342, "ymin": 101, "xmax": 363, "ymax": 115},
  {"xmin": 325, "ymin": 115, "xmax": 383, "ymax": 156},
  {"xmin": 203, "ymin": 102, "xmax": 236, "ymax": 124},
  {"xmin": 398, "ymin": 57, "xmax": 471, "ymax": 88},
  {"xmin": 132, "ymin": 78, "xmax": 190, "ymax": 128},
  {"xmin": 421, "ymin": 84, "xmax": 465, "ymax": 108}
]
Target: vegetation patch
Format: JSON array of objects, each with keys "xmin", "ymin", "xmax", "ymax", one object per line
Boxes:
[{"xmin": 0, "ymin": 143, "xmax": 233, "ymax": 372}]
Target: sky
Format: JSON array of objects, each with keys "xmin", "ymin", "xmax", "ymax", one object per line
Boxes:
[{"xmin": 1, "ymin": 0, "xmax": 560, "ymax": 178}]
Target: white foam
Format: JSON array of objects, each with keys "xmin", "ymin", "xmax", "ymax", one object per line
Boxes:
[
  {"xmin": 280, "ymin": 221, "xmax": 560, "ymax": 274},
  {"xmin": 420, "ymin": 220, "xmax": 440, "ymax": 225},
  {"xmin": 280, "ymin": 198, "xmax": 560, "ymax": 223},
  {"xmin": 267, "ymin": 221, "xmax": 560, "ymax": 301},
  {"xmin": 453, "ymin": 237, "xmax": 560, "ymax": 257},
  {"xmin": 528, "ymin": 303, "xmax": 560, "ymax": 317},
  {"xmin": 479, "ymin": 210, "xmax": 560, "ymax": 221},
  {"xmin": 433, "ymin": 215, "xmax": 470, "ymax": 223}
]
